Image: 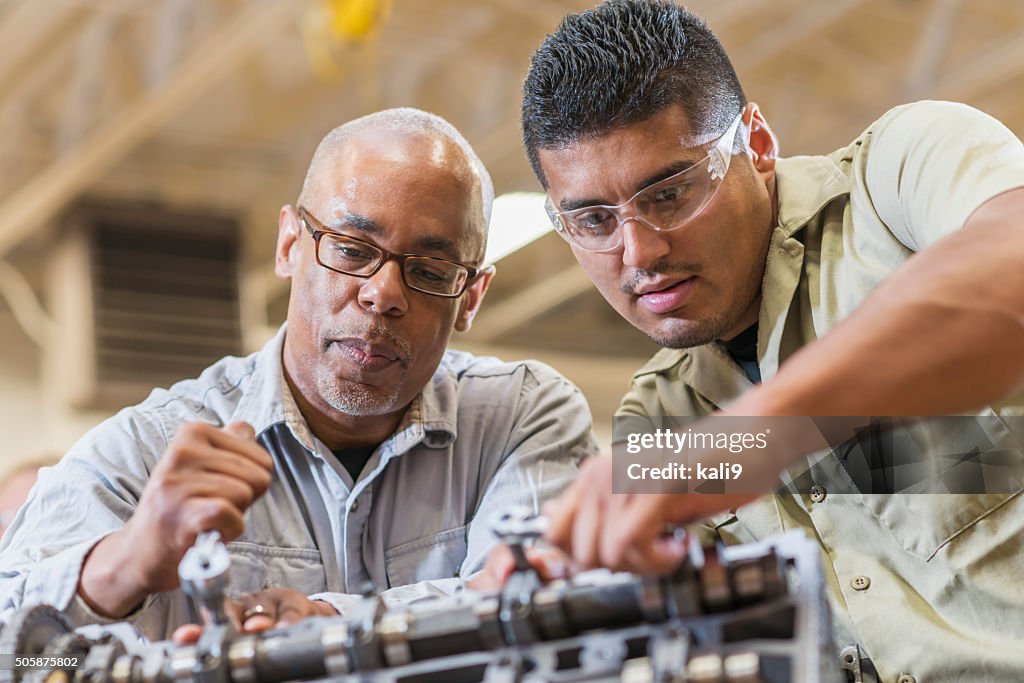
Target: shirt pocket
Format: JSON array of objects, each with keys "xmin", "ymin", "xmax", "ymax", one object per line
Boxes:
[
  {"xmin": 855, "ymin": 414, "xmax": 1024, "ymax": 562},
  {"xmin": 383, "ymin": 525, "xmax": 468, "ymax": 589},
  {"xmin": 858, "ymin": 490, "xmax": 1022, "ymax": 562},
  {"xmin": 705, "ymin": 496, "xmax": 785, "ymax": 546},
  {"xmin": 225, "ymin": 541, "xmax": 327, "ymax": 597}
]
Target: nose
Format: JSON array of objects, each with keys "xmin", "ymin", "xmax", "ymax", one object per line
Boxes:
[
  {"xmin": 356, "ymin": 259, "xmax": 409, "ymax": 316},
  {"xmin": 620, "ymin": 217, "xmax": 671, "ymax": 270}
]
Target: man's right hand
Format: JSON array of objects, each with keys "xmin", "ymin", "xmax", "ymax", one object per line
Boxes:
[
  {"xmin": 466, "ymin": 543, "xmax": 573, "ymax": 591},
  {"xmin": 78, "ymin": 421, "xmax": 274, "ymax": 618}
]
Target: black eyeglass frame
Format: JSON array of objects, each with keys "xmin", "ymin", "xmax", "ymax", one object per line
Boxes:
[{"xmin": 297, "ymin": 206, "xmax": 480, "ymax": 298}]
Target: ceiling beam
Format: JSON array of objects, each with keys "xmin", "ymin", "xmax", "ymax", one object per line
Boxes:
[
  {"xmin": 58, "ymin": 1, "xmax": 129, "ymax": 154},
  {"xmin": 731, "ymin": 0, "xmax": 870, "ymax": 74},
  {"xmin": 0, "ymin": 0, "xmax": 79, "ymax": 96},
  {"xmin": 0, "ymin": 0, "xmax": 299, "ymax": 258},
  {"xmin": 903, "ymin": 0, "xmax": 959, "ymax": 97},
  {"xmin": 910, "ymin": 30, "xmax": 1024, "ymax": 102}
]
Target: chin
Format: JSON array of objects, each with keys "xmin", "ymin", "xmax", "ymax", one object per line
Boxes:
[
  {"xmin": 317, "ymin": 375, "xmax": 403, "ymax": 417},
  {"xmin": 644, "ymin": 315, "xmax": 728, "ymax": 350}
]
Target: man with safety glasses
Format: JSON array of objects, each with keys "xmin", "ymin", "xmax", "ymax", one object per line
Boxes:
[
  {"xmin": 515, "ymin": 1, "xmax": 1024, "ymax": 681},
  {"xmin": 0, "ymin": 108, "xmax": 595, "ymax": 640}
]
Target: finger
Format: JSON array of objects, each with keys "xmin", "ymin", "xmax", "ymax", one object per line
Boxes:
[
  {"xmin": 183, "ymin": 473, "xmax": 260, "ymax": 511},
  {"xmin": 598, "ymin": 493, "xmax": 640, "ymax": 570},
  {"xmin": 546, "ymin": 457, "xmax": 607, "ymax": 552},
  {"xmin": 159, "ymin": 437, "xmax": 273, "ymax": 495},
  {"xmin": 207, "ymin": 424, "xmax": 274, "ymax": 471},
  {"xmin": 543, "ymin": 485, "xmax": 579, "ymax": 552},
  {"xmin": 275, "ymin": 598, "xmax": 311, "ymax": 627},
  {"xmin": 180, "ymin": 497, "xmax": 246, "ymax": 543},
  {"xmin": 223, "ymin": 421, "xmax": 256, "ymax": 442},
  {"xmin": 620, "ymin": 535, "xmax": 688, "ymax": 575},
  {"xmin": 172, "ymin": 624, "xmax": 202, "ymax": 646},
  {"xmin": 529, "ymin": 547, "xmax": 571, "ymax": 582},
  {"xmin": 188, "ymin": 445, "xmax": 274, "ymax": 496},
  {"xmin": 170, "ymin": 423, "xmax": 272, "ymax": 472},
  {"xmin": 489, "ymin": 544, "xmax": 516, "ymax": 586},
  {"xmin": 571, "ymin": 477, "xmax": 605, "ymax": 568},
  {"xmin": 243, "ymin": 614, "xmax": 276, "ymax": 633},
  {"xmin": 603, "ymin": 494, "xmax": 683, "ymax": 571},
  {"xmin": 235, "ymin": 594, "xmax": 277, "ymax": 633}
]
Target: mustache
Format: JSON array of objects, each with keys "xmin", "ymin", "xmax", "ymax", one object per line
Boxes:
[
  {"xmin": 323, "ymin": 320, "xmax": 413, "ymax": 361},
  {"xmin": 620, "ymin": 262, "xmax": 703, "ymax": 295}
]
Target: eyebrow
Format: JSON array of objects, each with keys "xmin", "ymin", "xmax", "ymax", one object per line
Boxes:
[
  {"xmin": 332, "ymin": 211, "xmax": 463, "ymax": 262},
  {"xmin": 414, "ymin": 235, "xmax": 461, "ymax": 261},
  {"xmin": 558, "ymin": 157, "xmax": 705, "ymax": 212},
  {"xmin": 335, "ymin": 211, "xmax": 381, "ymax": 235}
]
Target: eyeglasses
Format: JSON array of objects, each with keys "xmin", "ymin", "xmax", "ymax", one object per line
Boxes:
[
  {"xmin": 298, "ymin": 207, "xmax": 479, "ymax": 298},
  {"xmin": 545, "ymin": 110, "xmax": 747, "ymax": 253}
]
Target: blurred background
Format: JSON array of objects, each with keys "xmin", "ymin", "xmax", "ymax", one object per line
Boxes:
[{"xmin": 1, "ymin": 0, "xmax": 1022, "ymax": 475}]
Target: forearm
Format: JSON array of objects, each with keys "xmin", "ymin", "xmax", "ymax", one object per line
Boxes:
[
  {"xmin": 78, "ymin": 530, "xmax": 150, "ymax": 618},
  {"xmin": 739, "ymin": 189, "xmax": 1024, "ymax": 417}
]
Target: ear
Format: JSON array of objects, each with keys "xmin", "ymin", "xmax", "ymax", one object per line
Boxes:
[
  {"xmin": 744, "ymin": 102, "xmax": 778, "ymax": 182},
  {"xmin": 454, "ymin": 265, "xmax": 495, "ymax": 333},
  {"xmin": 275, "ymin": 205, "xmax": 303, "ymax": 280}
]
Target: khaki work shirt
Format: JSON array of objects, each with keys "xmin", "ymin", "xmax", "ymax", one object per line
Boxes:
[{"xmin": 619, "ymin": 102, "xmax": 1024, "ymax": 682}]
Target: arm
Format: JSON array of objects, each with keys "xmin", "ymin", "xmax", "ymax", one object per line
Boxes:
[
  {"xmin": 79, "ymin": 421, "xmax": 272, "ymax": 618},
  {"xmin": 0, "ymin": 410, "xmax": 160, "ymax": 628},
  {"xmin": 735, "ymin": 186, "xmax": 1024, "ymax": 418},
  {"xmin": 0, "ymin": 411, "xmax": 273, "ymax": 636}
]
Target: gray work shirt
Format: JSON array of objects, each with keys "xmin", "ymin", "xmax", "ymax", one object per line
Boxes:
[{"xmin": 0, "ymin": 327, "xmax": 595, "ymax": 641}]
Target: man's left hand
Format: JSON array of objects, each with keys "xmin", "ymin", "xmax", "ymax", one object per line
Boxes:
[{"xmin": 172, "ymin": 587, "xmax": 339, "ymax": 645}]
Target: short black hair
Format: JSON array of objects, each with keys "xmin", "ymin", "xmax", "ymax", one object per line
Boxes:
[{"xmin": 522, "ymin": 0, "xmax": 747, "ymax": 187}]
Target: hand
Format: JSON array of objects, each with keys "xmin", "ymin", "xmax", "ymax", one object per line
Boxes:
[
  {"xmin": 79, "ymin": 421, "xmax": 274, "ymax": 617},
  {"xmin": 172, "ymin": 588, "xmax": 339, "ymax": 645},
  {"xmin": 543, "ymin": 456, "xmax": 757, "ymax": 574},
  {"xmin": 466, "ymin": 543, "xmax": 573, "ymax": 591}
]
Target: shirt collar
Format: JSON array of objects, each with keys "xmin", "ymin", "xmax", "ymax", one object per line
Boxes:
[
  {"xmin": 773, "ymin": 153, "xmax": 850, "ymax": 237},
  {"xmin": 384, "ymin": 352, "xmax": 459, "ymax": 453}
]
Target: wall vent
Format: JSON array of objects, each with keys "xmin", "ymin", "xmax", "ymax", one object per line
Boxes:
[{"xmin": 50, "ymin": 202, "xmax": 242, "ymax": 410}]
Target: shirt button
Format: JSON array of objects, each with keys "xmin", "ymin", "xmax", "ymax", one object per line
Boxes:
[
  {"xmin": 350, "ymin": 498, "xmax": 359, "ymax": 513},
  {"xmin": 851, "ymin": 575, "xmax": 871, "ymax": 591},
  {"xmin": 896, "ymin": 675, "xmax": 916, "ymax": 683},
  {"xmin": 809, "ymin": 484, "xmax": 827, "ymax": 503}
]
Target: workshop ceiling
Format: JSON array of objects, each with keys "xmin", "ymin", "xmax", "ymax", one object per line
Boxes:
[{"xmin": 1, "ymin": 0, "xmax": 1022, "ymax": 368}]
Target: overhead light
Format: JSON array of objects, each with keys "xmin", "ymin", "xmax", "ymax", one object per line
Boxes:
[{"xmin": 484, "ymin": 192, "xmax": 554, "ymax": 265}]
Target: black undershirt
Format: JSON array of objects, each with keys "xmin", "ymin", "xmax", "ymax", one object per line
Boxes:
[
  {"xmin": 718, "ymin": 323, "xmax": 761, "ymax": 384},
  {"xmin": 331, "ymin": 444, "xmax": 378, "ymax": 481}
]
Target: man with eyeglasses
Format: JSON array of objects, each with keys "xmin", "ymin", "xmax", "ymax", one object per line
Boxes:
[
  {"xmin": 0, "ymin": 108, "xmax": 595, "ymax": 641},
  {"xmin": 505, "ymin": 1, "xmax": 1024, "ymax": 680}
]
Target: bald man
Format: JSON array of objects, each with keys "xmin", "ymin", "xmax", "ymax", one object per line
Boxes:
[{"xmin": 0, "ymin": 109, "xmax": 595, "ymax": 640}]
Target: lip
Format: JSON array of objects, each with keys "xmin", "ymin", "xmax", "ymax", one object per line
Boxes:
[
  {"xmin": 330, "ymin": 337, "xmax": 403, "ymax": 372},
  {"xmin": 635, "ymin": 276, "xmax": 697, "ymax": 314}
]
